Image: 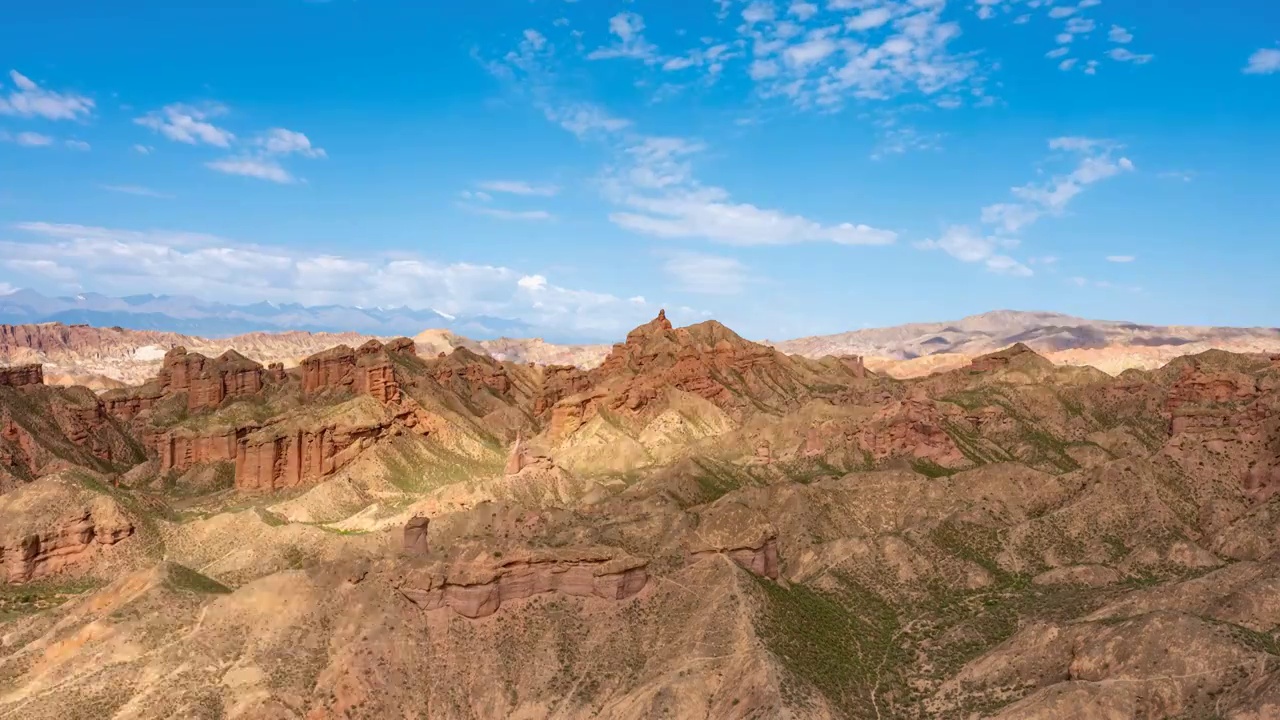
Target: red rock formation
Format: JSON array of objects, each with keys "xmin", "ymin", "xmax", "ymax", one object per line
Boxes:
[
  {"xmin": 0, "ymin": 364, "xmax": 43, "ymax": 387},
  {"xmin": 534, "ymin": 365, "xmax": 592, "ymax": 415},
  {"xmin": 234, "ymin": 423, "xmax": 382, "ymax": 492},
  {"xmin": 860, "ymin": 392, "xmax": 967, "ymax": 467},
  {"xmin": 301, "ymin": 341, "xmax": 406, "ymax": 404},
  {"xmin": 1, "ymin": 507, "xmax": 134, "ymax": 583},
  {"xmin": 156, "ymin": 430, "xmax": 239, "ymax": 473},
  {"xmin": 156, "ymin": 347, "xmax": 267, "ymax": 411},
  {"xmin": 396, "ymin": 548, "xmax": 649, "ymax": 618},
  {"xmin": 403, "ymin": 515, "xmax": 429, "ymax": 554},
  {"xmin": 838, "ymin": 354, "xmax": 867, "ymax": 379}
]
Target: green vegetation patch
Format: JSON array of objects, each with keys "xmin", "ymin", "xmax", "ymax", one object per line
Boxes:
[
  {"xmin": 752, "ymin": 573, "xmax": 909, "ymax": 718},
  {"xmin": 163, "ymin": 564, "xmax": 232, "ymax": 595}
]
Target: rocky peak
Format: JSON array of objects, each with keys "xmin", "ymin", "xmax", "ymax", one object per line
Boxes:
[{"xmin": 966, "ymin": 342, "xmax": 1051, "ymax": 373}]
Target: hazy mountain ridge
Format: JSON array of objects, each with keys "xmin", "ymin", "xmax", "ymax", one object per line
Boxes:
[{"xmin": 0, "ymin": 288, "xmax": 535, "ymax": 339}]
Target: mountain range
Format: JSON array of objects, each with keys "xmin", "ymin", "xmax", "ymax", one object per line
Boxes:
[
  {"xmin": 0, "ymin": 288, "xmax": 535, "ymax": 339},
  {"xmin": 2, "ymin": 309, "xmax": 1279, "ymax": 718}
]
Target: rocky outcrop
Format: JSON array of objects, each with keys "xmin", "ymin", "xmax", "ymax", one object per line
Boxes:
[
  {"xmin": 301, "ymin": 340, "xmax": 411, "ymax": 404},
  {"xmin": 156, "ymin": 430, "xmax": 240, "ymax": 473},
  {"xmin": 403, "ymin": 515, "xmax": 429, "ymax": 555},
  {"xmin": 235, "ymin": 423, "xmax": 383, "ymax": 493},
  {"xmin": 0, "ymin": 487, "xmax": 134, "ymax": 584},
  {"xmin": 688, "ymin": 502, "xmax": 781, "ymax": 579},
  {"xmin": 533, "ymin": 365, "xmax": 592, "ymax": 415},
  {"xmin": 158, "ymin": 348, "xmax": 267, "ymax": 412},
  {"xmin": 397, "ymin": 547, "xmax": 648, "ymax": 618},
  {"xmin": 0, "ymin": 364, "xmax": 43, "ymax": 387},
  {"xmin": 504, "ymin": 434, "xmax": 530, "ymax": 475},
  {"xmin": 860, "ymin": 392, "xmax": 968, "ymax": 467}
]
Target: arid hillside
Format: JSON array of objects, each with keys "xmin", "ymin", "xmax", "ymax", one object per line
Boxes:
[{"xmin": 1, "ymin": 311, "xmax": 1279, "ymax": 719}]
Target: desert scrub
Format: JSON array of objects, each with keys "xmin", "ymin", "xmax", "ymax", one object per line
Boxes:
[
  {"xmin": 163, "ymin": 564, "xmax": 232, "ymax": 594},
  {"xmin": 752, "ymin": 574, "xmax": 909, "ymax": 718}
]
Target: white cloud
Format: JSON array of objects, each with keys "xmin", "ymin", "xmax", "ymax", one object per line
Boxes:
[
  {"xmin": 544, "ymin": 103, "xmax": 632, "ymax": 138},
  {"xmin": 258, "ymin": 128, "xmax": 326, "ymax": 158},
  {"xmin": 1108, "ymin": 25, "xmax": 1133, "ymax": 43},
  {"xmin": 587, "ymin": 12, "xmax": 660, "ymax": 63},
  {"xmin": 3, "ymin": 222, "xmax": 650, "ymax": 338},
  {"xmin": 1106, "ymin": 255, "xmax": 1135, "ymax": 262},
  {"xmin": 135, "ymin": 103, "xmax": 234, "ymax": 147},
  {"xmin": 205, "ymin": 156, "xmax": 294, "ymax": 183},
  {"xmin": 1058, "ymin": 58, "xmax": 1078, "ymax": 71},
  {"xmin": 606, "ymin": 136, "xmax": 895, "ymax": 246},
  {"xmin": 101, "ymin": 184, "xmax": 173, "ymax": 199},
  {"xmin": 846, "ymin": 7, "xmax": 893, "ymax": 30},
  {"xmin": 14, "ymin": 131, "xmax": 53, "ymax": 147},
  {"xmin": 1109, "ymin": 48, "xmax": 1153, "ymax": 64},
  {"xmin": 65, "ymin": 139, "xmax": 90, "ymax": 151},
  {"xmin": 458, "ymin": 203, "xmax": 554, "ymax": 221},
  {"xmin": 1157, "ymin": 170, "xmax": 1195, "ymax": 182},
  {"xmin": 916, "ymin": 225, "xmax": 1032, "ymax": 276},
  {"xmin": 0, "ymin": 70, "xmax": 94, "ymax": 121},
  {"xmin": 458, "ymin": 190, "xmax": 493, "ymax": 202},
  {"xmin": 1046, "ymin": 47, "xmax": 1070, "ymax": 59},
  {"xmin": 789, "ymin": 1, "xmax": 819, "ymax": 21},
  {"xmin": 133, "ymin": 144, "xmax": 154, "ymax": 155},
  {"xmin": 1048, "ymin": 6, "xmax": 1077, "ymax": 19},
  {"xmin": 981, "ymin": 137, "xmax": 1135, "ymax": 233},
  {"xmin": 1065, "ymin": 17, "xmax": 1095, "ymax": 34},
  {"xmin": 735, "ymin": 0, "xmax": 983, "ymax": 112},
  {"xmin": 663, "ymin": 251, "xmax": 749, "ymax": 294},
  {"xmin": 477, "ymin": 180, "xmax": 560, "ymax": 197},
  {"xmin": 1244, "ymin": 48, "xmax": 1280, "ymax": 75},
  {"xmin": 517, "ymin": 274, "xmax": 548, "ymax": 291},
  {"xmin": 0, "ymin": 282, "xmax": 15, "ymax": 296}
]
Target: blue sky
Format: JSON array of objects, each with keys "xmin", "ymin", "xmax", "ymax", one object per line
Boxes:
[{"xmin": 0, "ymin": 0, "xmax": 1277, "ymax": 341}]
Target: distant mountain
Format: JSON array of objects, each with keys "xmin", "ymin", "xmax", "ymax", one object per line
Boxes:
[
  {"xmin": 769, "ymin": 309, "xmax": 1280, "ymax": 376},
  {"xmin": 0, "ymin": 288, "xmax": 536, "ymax": 339}
]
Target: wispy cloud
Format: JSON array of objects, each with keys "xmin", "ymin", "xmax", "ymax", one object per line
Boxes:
[
  {"xmin": 663, "ymin": 251, "xmax": 749, "ymax": 294},
  {"xmin": 916, "ymin": 225, "xmax": 1031, "ymax": 276},
  {"xmin": 484, "ymin": 28, "xmax": 897, "ymax": 249},
  {"xmin": 981, "ymin": 136, "xmax": 1135, "ymax": 234},
  {"xmin": 100, "ymin": 184, "xmax": 173, "ymax": 199},
  {"xmin": 587, "ymin": 12, "xmax": 660, "ymax": 63},
  {"xmin": 133, "ymin": 144, "xmax": 154, "ymax": 155},
  {"xmin": 606, "ymin": 137, "xmax": 896, "ymax": 246},
  {"xmin": 0, "ymin": 70, "xmax": 94, "ymax": 121},
  {"xmin": 477, "ymin": 180, "xmax": 560, "ymax": 196},
  {"xmin": 205, "ymin": 156, "xmax": 294, "ymax": 183},
  {"xmin": 65, "ymin": 139, "xmax": 90, "ymax": 151},
  {"xmin": 135, "ymin": 103, "xmax": 234, "ymax": 147},
  {"xmin": 10, "ymin": 131, "xmax": 53, "ymax": 147},
  {"xmin": 1244, "ymin": 48, "xmax": 1280, "ymax": 75},
  {"xmin": 457, "ymin": 203, "xmax": 554, "ymax": 221},
  {"xmin": 1105, "ymin": 255, "xmax": 1135, "ymax": 263},
  {"xmin": 256, "ymin": 128, "xmax": 326, "ymax": 158}
]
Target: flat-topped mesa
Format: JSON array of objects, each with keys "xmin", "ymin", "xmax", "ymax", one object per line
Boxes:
[
  {"xmin": 156, "ymin": 347, "xmax": 268, "ymax": 411},
  {"xmin": 0, "ymin": 364, "xmax": 43, "ymax": 388},
  {"xmin": 300, "ymin": 338, "xmax": 415, "ymax": 404}
]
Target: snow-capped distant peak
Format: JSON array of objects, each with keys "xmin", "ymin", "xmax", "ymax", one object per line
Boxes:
[
  {"xmin": 432, "ymin": 308, "xmax": 457, "ymax": 321},
  {"xmin": 75, "ymin": 294, "xmax": 86, "ymax": 301}
]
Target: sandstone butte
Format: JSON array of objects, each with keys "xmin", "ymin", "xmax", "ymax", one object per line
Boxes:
[{"xmin": 2, "ymin": 311, "xmax": 1280, "ymax": 719}]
